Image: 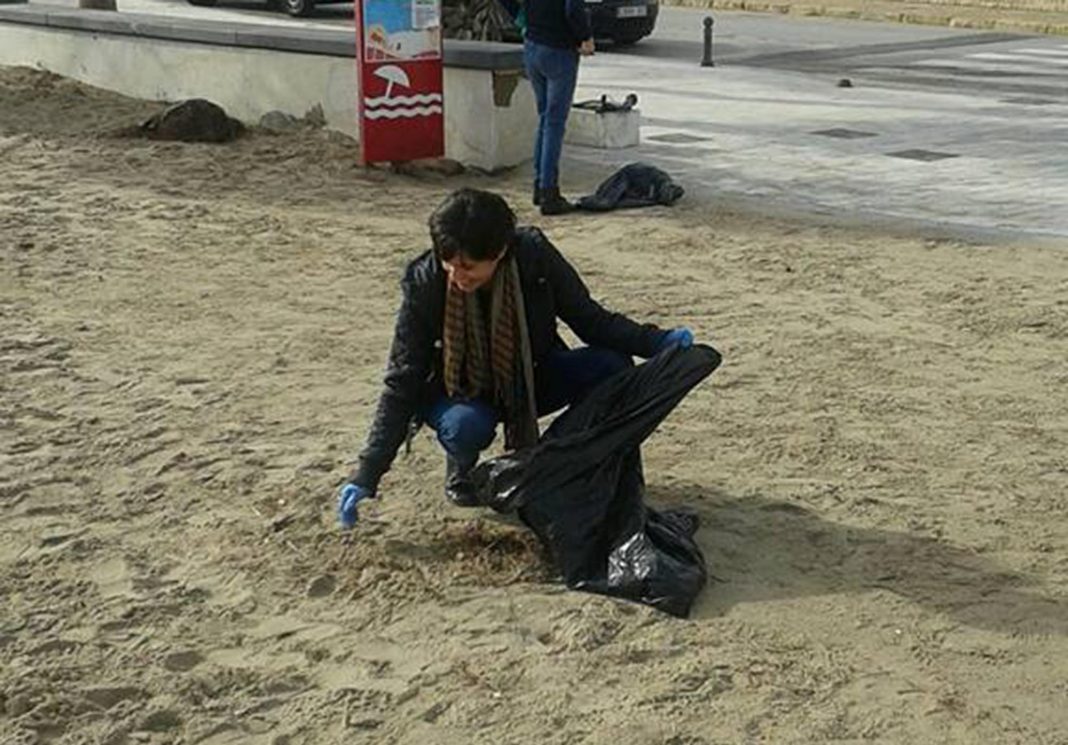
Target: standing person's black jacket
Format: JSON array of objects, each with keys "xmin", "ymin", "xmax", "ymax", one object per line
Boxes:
[
  {"xmin": 350, "ymin": 227, "xmax": 666, "ymax": 493},
  {"xmin": 499, "ymin": 0, "xmax": 592, "ymax": 50}
]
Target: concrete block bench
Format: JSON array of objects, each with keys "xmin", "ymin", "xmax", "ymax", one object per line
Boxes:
[{"xmin": 566, "ymin": 106, "xmax": 641, "ymax": 149}]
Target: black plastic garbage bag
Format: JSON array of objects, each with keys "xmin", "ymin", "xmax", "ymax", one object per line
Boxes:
[{"xmin": 470, "ymin": 345, "xmax": 722, "ymax": 617}]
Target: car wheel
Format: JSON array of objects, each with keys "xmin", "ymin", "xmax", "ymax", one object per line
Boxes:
[{"xmin": 283, "ymin": 0, "xmax": 315, "ymax": 16}]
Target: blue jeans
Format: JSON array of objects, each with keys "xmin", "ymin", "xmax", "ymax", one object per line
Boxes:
[
  {"xmin": 524, "ymin": 40, "xmax": 580, "ymax": 191},
  {"xmin": 426, "ymin": 347, "xmax": 632, "ymax": 468}
]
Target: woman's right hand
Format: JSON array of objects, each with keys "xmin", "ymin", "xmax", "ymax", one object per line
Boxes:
[{"xmin": 579, "ymin": 38, "xmax": 596, "ymax": 56}]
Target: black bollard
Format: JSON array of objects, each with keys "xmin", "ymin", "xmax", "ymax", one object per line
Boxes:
[{"xmin": 701, "ymin": 16, "xmax": 715, "ymax": 67}]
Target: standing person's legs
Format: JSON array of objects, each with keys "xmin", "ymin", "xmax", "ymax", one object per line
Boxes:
[
  {"xmin": 537, "ymin": 47, "xmax": 580, "ymax": 193},
  {"xmin": 535, "ymin": 347, "xmax": 633, "ymax": 417},
  {"xmin": 524, "ymin": 39, "xmax": 549, "ymax": 202},
  {"xmin": 526, "ymin": 42, "xmax": 579, "ymax": 214}
]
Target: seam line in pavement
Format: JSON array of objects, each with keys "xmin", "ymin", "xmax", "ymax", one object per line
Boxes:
[{"xmin": 738, "ymin": 33, "xmax": 1031, "ymax": 68}]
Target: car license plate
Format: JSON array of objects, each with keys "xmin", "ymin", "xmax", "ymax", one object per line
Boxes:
[{"xmin": 617, "ymin": 5, "xmax": 647, "ymax": 17}]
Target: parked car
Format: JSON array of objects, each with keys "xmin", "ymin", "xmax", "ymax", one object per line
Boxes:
[
  {"xmin": 586, "ymin": 0, "xmax": 659, "ymax": 46},
  {"xmin": 500, "ymin": 0, "xmax": 659, "ymax": 46},
  {"xmin": 186, "ymin": 0, "xmax": 657, "ymax": 41},
  {"xmin": 187, "ymin": 0, "xmax": 342, "ymax": 18}
]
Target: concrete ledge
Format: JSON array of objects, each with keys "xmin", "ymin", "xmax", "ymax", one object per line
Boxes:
[
  {"xmin": 444, "ymin": 40, "xmax": 527, "ymax": 70},
  {"xmin": 0, "ymin": 5, "xmax": 534, "ymax": 170},
  {"xmin": 0, "ymin": 5, "xmax": 525, "ymax": 67},
  {"xmin": 232, "ymin": 26, "xmax": 353, "ymax": 56}
]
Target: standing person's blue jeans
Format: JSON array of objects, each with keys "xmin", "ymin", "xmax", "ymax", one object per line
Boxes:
[
  {"xmin": 524, "ymin": 40, "xmax": 580, "ymax": 192},
  {"xmin": 426, "ymin": 346, "xmax": 631, "ymax": 469}
]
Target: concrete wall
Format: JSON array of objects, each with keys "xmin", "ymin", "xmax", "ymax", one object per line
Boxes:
[
  {"xmin": 0, "ymin": 11, "xmax": 536, "ymax": 170},
  {"xmin": 0, "ymin": 24, "xmax": 358, "ymax": 128}
]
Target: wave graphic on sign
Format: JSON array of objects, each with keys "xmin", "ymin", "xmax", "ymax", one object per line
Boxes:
[
  {"xmin": 365, "ymin": 93, "xmax": 443, "ymax": 108},
  {"xmin": 363, "ymin": 66, "xmax": 442, "ymax": 119},
  {"xmin": 365, "ymin": 105, "xmax": 444, "ymax": 120}
]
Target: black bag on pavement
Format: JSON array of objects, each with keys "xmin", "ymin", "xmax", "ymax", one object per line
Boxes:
[
  {"xmin": 576, "ymin": 162, "xmax": 685, "ymax": 212},
  {"xmin": 573, "ymin": 93, "xmax": 639, "ymax": 114},
  {"xmin": 470, "ymin": 345, "xmax": 721, "ymax": 617}
]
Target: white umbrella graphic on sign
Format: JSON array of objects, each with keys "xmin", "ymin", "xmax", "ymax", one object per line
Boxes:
[{"xmin": 375, "ymin": 65, "xmax": 410, "ymax": 100}]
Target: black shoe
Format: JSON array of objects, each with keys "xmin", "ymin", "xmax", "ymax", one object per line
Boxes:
[
  {"xmin": 445, "ymin": 456, "xmax": 479, "ymax": 507},
  {"xmin": 533, "ymin": 183, "xmax": 541, "ymax": 207},
  {"xmin": 539, "ymin": 187, "xmax": 574, "ymax": 216}
]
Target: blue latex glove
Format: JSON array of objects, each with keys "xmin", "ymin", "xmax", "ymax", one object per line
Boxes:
[
  {"xmin": 659, "ymin": 327, "xmax": 694, "ymax": 352},
  {"xmin": 337, "ymin": 483, "xmax": 370, "ymax": 530}
]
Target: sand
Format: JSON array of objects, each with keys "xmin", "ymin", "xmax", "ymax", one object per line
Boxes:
[{"xmin": 2, "ymin": 66, "xmax": 1067, "ymax": 744}]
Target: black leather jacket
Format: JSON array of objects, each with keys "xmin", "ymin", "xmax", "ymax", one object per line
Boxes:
[{"xmin": 351, "ymin": 227, "xmax": 666, "ymax": 492}]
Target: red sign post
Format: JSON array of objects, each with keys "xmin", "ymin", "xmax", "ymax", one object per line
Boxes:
[{"xmin": 355, "ymin": 0, "xmax": 445, "ymax": 165}]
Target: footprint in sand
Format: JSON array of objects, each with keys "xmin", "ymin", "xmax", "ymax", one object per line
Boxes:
[
  {"xmin": 306, "ymin": 574, "xmax": 337, "ymax": 599},
  {"xmin": 82, "ymin": 686, "xmax": 146, "ymax": 711},
  {"xmin": 162, "ymin": 649, "xmax": 205, "ymax": 672},
  {"xmin": 140, "ymin": 708, "xmax": 182, "ymax": 732}
]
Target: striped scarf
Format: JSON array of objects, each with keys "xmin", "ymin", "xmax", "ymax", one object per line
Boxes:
[{"xmin": 443, "ymin": 255, "xmax": 538, "ymax": 450}]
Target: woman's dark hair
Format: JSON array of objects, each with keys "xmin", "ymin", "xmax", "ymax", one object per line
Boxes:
[{"xmin": 428, "ymin": 189, "xmax": 517, "ymax": 263}]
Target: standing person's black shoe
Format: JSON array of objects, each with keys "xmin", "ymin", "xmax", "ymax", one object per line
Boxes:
[
  {"xmin": 533, "ymin": 183, "xmax": 541, "ymax": 207},
  {"xmin": 539, "ymin": 187, "xmax": 574, "ymax": 216}
]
